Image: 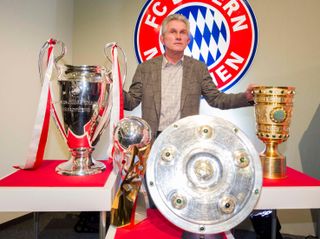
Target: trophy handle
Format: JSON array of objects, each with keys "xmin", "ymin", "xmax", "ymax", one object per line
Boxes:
[
  {"xmin": 38, "ymin": 39, "xmax": 66, "ymax": 85},
  {"xmin": 104, "ymin": 42, "xmax": 127, "ymax": 85}
]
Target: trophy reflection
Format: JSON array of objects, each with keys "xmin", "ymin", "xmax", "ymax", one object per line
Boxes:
[
  {"xmin": 39, "ymin": 39, "xmax": 126, "ymax": 176},
  {"xmin": 253, "ymin": 86, "xmax": 295, "ymax": 179}
]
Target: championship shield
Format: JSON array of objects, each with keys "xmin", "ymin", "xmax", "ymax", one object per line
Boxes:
[
  {"xmin": 39, "ymin": 40, "xmax": 126, "ymax": 176},
  {"xmin": 146, "ymin": 115, "xmax": 262, "ymax": 236},
  {"xmin": 253, "ymin": 86, "xmax": 295, "ymax": 179}
]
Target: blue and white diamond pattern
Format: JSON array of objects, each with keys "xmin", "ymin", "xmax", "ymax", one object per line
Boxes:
[{"xmin": 176, "ymin": 5, "xmax": 229, "ymax": 68}]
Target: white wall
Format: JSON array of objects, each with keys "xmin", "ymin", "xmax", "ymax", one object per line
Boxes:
[
  {"xmin": 72, "ymin": 0, "xmax": 320, "ymax": 236},
  {"xmin": 0, "ymin": 0, "xmax": 73, "ymax": 174},
  {"xmin": 0, "ymin": 0, "xmax": 73, "ymax": 223},
  {"xmin": 1, "ymin": 0, "xmax": 319, "ymax": 236}
]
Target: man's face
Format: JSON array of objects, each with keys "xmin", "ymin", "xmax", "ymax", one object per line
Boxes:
[{"xmin": 160, "ymin": 20, "xmax": 190, "ymax": 54}]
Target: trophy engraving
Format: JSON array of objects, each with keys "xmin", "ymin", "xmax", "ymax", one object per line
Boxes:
[
  {"xmin": 52, "ymin": 65, "xmax": 110, "ymax": 176},
  {"xmin": 253, "ymin": 86, "xmax": 295, "ymax": 179}
]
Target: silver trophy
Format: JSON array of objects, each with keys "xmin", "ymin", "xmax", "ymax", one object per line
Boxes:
[
  {"xmin": 39, "ymin": 39, "xmax": 126, "ymax": 176},
  {"xmin": 146, "ymin": 115, "xmax": 262, "ymax": 237}
]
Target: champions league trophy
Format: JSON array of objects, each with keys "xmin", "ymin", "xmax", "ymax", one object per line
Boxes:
[
  {"xmin": 146, "ymin": 115, "xmax": 262, "ymax": 238},
  {"xmin": 39, "ymin": 39, "xmax": 126, "ymax": 176},
  {"xmin": 110, "ymin": 116, "xmax": 152, "ymax": 226},
  {"xmin": 253, "ymin": 86, "xmax": 295, "ymax": 179}
]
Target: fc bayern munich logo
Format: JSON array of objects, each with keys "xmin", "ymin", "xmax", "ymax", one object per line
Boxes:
[{"xmin": 134, "ymin": 0, "xmax": 258, "ymax": 91}]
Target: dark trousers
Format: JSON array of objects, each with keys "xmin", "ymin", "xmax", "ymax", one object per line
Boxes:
[{"xmin": 250, "ymin": 210, "xmax": 283, "ymax": 239}]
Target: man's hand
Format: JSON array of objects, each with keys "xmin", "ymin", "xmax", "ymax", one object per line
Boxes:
[{"xmin": 245, "ymin": 84, "xmax": 257, "ymax": 102}]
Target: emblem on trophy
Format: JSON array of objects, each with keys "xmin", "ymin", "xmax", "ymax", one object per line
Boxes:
[
  {"xmin": 253, "ymin": 86, "xmax": 295, "ymax": 179},
  {"xmin": 38, "ymin": 39, "xmax": 126, "ymax": 176}
]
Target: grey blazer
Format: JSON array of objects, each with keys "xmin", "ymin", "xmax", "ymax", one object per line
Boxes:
[{"xmin": 123, "ymin": 55, "xmax": 251, "ymax": 138}]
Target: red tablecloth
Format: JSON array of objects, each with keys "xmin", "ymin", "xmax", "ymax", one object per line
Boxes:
[
  {"xmin": 0, "ymin": 160, "xmax": 113, "ymax": 187},
  {"xmin": 263, "ymin": 167, "xmax": 320, "ymax": 187},
  {"xmin": 114, "ymin": 209, "xmax": 228, "ymax": 239},
  {"xmin": 1, "ymin": 163, "xmax": 319, "ymax": 188}
]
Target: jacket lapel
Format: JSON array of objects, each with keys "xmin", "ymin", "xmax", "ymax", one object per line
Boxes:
[{"xmin": 151, "ymin": 56, "xmax": 163, "ymax": 119}]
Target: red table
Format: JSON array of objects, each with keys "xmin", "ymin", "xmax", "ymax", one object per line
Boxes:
[
  {"xmin": 0, "ymin": 160, "xmax": 118, "ymax": 212},
  {"xmin": 0, "ymin": 160, "xmax": 113, "ymax": 188},
  {"xmin": 0, "ymin": 159, "xmax": 118, "ymax": 239},
  {"xmin": 106, "ymin": 209, "xmax": 234, "ymax": 239},
  {"xmin": 257, "ymin": 167, "xmax": 320, "ymax": 209}
]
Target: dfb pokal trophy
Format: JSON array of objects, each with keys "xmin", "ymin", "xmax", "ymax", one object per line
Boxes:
[
  {"xmin": 39, "ymin": 39, "xmax": 126, "ymax": 176},
  {"xmin": 253, "ymin": 86, "xmax": 295, "ymax": 179}
]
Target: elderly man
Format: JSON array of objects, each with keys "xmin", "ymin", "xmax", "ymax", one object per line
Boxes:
[{"xmin": 124, "ymin": 14, "xmax": 254, "ymax": 140}]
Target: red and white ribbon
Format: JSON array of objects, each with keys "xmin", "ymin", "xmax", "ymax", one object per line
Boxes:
[
  {"xmin": 108, "ymin": 44, "xmax": 124, "ymax": 160},
  {"xmin": 14, "ymin": 39, "xmax": 56, "ymax": 169}
]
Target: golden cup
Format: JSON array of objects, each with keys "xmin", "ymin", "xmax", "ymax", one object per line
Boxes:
[{"xmin": 253, "ymin": 86, "xmax": 295, "ymax": 179}]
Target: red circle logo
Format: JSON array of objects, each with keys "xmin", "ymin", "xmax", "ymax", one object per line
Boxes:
[{"xmin": 134, "ymin": 0, "xmax": 258, "ymax": 91}]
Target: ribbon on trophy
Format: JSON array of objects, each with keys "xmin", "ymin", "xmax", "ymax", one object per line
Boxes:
[
  {"xmin": 107, "ymin": 42, "xmax": 125, "ymax": 161},
  {"xmin": 14, "ymin": 39, "xmax": 57, "ymax": 170}
]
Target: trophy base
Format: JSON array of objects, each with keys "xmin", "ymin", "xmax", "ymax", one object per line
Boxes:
[
  {"xmin": 260, "ymin": 154, "xmax": 287, "ymax": 179},
  {"xmin": 182, "ymin": 231, "xmax": 224, "ymax": 239},
  {"xmin": 56, "ymin": 158, "xmax": 106, "ymax": 176}
]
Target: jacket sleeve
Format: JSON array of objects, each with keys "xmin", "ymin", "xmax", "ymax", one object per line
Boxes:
[
  {"xmin": 199, "ymin": 62, "xmax": 252, "ymax": 109},
  {"xmin": 123, "ymin": 64, "xmax": 143, "ymax": 111}
]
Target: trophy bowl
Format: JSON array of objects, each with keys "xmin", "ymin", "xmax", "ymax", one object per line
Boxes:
[
  {"xmin": 253, "ymin": 86, "xmax": 295, "ymax": 179},
  {"xmin": 146, "ymin": 115, "xmax": 262, "ymax": 235},
  {"xmin": 114, "ymin": 116, "xmax": 152, "ymax": 151},
  {"xmin": 51, "ymin": 64, "xmax": 111, "ymax": 176},
  {"xmin": 38, "ymin": 39, "xmax": 126, "ymax": 176},
  {"xmin": 112, "ymin": 116, "xmax": 152, "ymax": 176}
]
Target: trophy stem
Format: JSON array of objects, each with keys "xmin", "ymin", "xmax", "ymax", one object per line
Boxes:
[
  {"xmin": 56, "ymin": 148, "xmax": 106, "ymax": 176},
  {"xmin": 260, "ymin": 141, "xmax": 287, "ymax": 179},
  {"xmin": 111, "ymin": 145, "xmax": 150, "ymax": 227}
]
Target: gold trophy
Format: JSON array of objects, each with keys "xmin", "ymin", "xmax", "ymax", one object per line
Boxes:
[
  {"xmin": 110, "ymin": 116, "xmax": 152, "ymax": 227},
  {"xmin": 253, "ymin": 86, "xmax": 295, "ymax": 179}
]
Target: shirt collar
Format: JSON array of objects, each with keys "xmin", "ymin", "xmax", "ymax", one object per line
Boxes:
[{"xmin": 162, "ymin": 55, "xmax": 184, "ymax": 68}]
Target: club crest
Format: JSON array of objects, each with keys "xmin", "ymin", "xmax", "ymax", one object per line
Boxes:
[{"xmin": 134, "ymin": 0, "xmax": 258, "ymax": 91}]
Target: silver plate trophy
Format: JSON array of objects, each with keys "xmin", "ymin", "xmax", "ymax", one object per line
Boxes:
[
  {"xmin": 146, "ymin": 115, "xmax": 262, "ymax": 237},
  {"xmin": 39, "ymin": 39, "xmax": 126, "ymax": 176}
]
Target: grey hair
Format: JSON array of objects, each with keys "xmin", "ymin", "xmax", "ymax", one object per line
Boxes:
[{"xmin": 161, "ymin": 14, "xmax": 190, "ymax": 36}]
